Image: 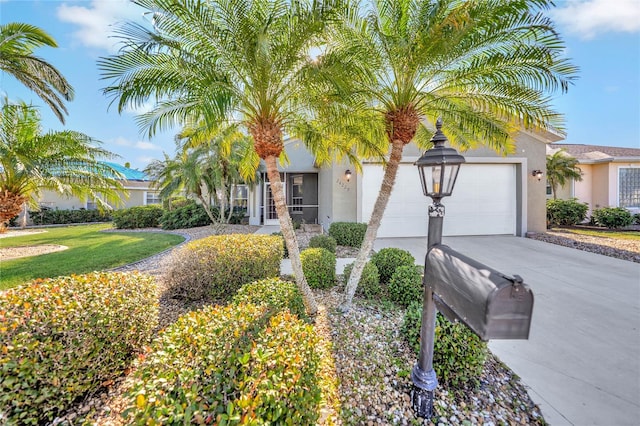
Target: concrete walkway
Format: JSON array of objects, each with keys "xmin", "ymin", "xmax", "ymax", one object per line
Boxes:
[{"xmin": 375, "ymin": 235, "xmax": 640, "ymax": 426}]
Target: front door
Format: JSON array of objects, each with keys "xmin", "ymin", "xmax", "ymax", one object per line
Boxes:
[{"xmin": 263, "ymin": 181, "xmax": 283, "ymax": 225}]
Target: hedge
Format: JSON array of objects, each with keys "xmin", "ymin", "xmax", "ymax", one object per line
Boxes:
[
  {"xmin": 328, "ymin": 222, "xmax": 367, "ymax": 247},
  {"xmin": 0, "ymin": 272, "xmax": 157, "ymax": 424},
  {"xmin": 113, "ymin": 205, "xmax": 165, "ymax": 229},
  {"xmin": 28, "ymin": 208, "xmax": 112, "ymax": 225},
  {"xmin": 371, "ymin": 247, "xmax": 415, "ymax": 285},
  {"xmin": 122, "ymin": 303, "xmax": 322, "ymax": 425},
  {"xmin": 165, "ymin": 234, "xmax": 283, "ymax": 301}
]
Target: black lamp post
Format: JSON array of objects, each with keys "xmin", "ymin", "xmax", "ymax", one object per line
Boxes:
[{"xmin": 411, "ymin": 118, "xmax": 465, "ymax": 419}]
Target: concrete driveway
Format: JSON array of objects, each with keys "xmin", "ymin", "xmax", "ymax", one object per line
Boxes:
[{"xmin": 374, "ymin": 235, "xmax": 640, "ymax": 426}]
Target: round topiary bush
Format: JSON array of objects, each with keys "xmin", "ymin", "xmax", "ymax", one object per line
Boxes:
[
  {"xmin": 233, "ymin": 278, "xmax": 308, "ymax": 320},
  {"xmin": 371, "ymin": 247, "xmax": 415, "ymax": 284},
  {"xmin": 328, "ymin": 222, "xmax": 367, "ymax": 247},
  {"xmin": 401, "ymin": 302, "xmax": 487, "ymax": 389},
  {"xmin": 0, "ymin": 272, "xmax": 158, "ymax": 424},
  {"xmin": 388, "ymin": 265, "xmax": 423, "ymax": 307},
  {"xmin": 342, "ymin": 261, "xmax": 382, "ymax": 299},
  {"xmin": 300, "ymin": 247, "xmax": 336, "ymax": 289},
  {"xmin": 123, "ymin": 303, "xmax": 323, "ymax": 425},
  {"xmin": 546, "ymin": 198, "xmax": 588, "ymax": 226},
  {"xmin": 308, "ymin": 234, "xmax": 337, "ymax": 254}
]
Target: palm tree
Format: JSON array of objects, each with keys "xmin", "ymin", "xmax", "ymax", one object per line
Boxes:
[
  {"xmin": 336, "ymin": 0, "xmax": 578, "ymax": 311},
  {"xmin": 0, "ymin": 23, "xmax": 74, "ymax": 123},
  {"xmin": 0, "ymin": 101, "xmax": 124, "ymax": 231},
  {"xmin": 546, "ymin": 149, "xmax": 582, "ymax": 199},
  {"xmin": 99, "ymin": 0, "xmax": 353, "ymax": 314}
]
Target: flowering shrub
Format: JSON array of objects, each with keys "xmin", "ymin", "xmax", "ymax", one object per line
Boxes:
[
  {"xmin": 122, "ymin": 303, "xmax": 322, "ymax": 425},
  {"xmin": 165, "ymin": 234, "xmax": 283, "ymax": 301},
  {"xmin": 232, "ymin": 278, "xmax": 308, "ymax": 320},
  {"xmin": 0, "ymin": 272, "xmax": 157, "ymax": 424}
]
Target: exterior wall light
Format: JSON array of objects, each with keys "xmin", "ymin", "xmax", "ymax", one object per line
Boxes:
[
  {"xmin": 532, "ymin": 170, "xmax": 543, "ymax": 181},
  {"xmin": 344, "ymin": 169, "xmax": 352, "ymax": 182}
]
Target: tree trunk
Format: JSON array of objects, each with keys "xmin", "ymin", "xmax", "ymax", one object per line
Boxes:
[
  {"xmin": 340, "ymin": 139, "xmax": 405, "ymax": 312},
  {"xmin": 0, "ymin": 190, "xmax": 26, "ymax": 233},
  {"xmin": 264, "ymin": 155, "xmax": 318, "ymax": 315}
]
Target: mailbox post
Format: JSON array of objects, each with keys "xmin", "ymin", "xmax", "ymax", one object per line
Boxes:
[{"xmin": 411, "ymin": 119, "xmax": 465, "ymax": 419}]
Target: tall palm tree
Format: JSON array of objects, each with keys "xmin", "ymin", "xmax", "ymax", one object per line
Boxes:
[
  {"xmin": 0, "ymin": 101, "xmax": 124, "ymax": 231},
  {"xmin": 0, "ymin": 23, "xmax": 74, "ymax": 123},
  {"xmin": 546, "ymin": 149, "xmax": 582, "ymax": 199},
  {"xmin": 336, "ymin": 0, "xmax": 578, "ymax": 311},
  {"xmin": 99, "ymin": 0, "xmax": 352, "ymax": 314}
]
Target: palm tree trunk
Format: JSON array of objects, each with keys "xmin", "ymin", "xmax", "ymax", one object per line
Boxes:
[
  {"xmin": 340, "ymin": 139, "xmax": 405, "ymax": 312},
  {"xmin": 197, "ymin": 194, "xmax": 219, "ymax": 226},
  {"xmin": 264, "ymin": 155, "xmax": 318, "ymax": 316}
]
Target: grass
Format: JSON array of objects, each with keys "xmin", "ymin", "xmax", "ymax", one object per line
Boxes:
[
  {"xmin": 0, "ymin": 224, "xmax": 184, "ymax": 290},
  {"xmin": 554, "ymin": 227, "xmax": 640, "ymax": 241}
]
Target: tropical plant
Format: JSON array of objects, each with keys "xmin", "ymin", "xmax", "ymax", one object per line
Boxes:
[
  {"xmin": 0, "ymin": 23, "xmax": 73, "ymax": 123},
  {"xmin": 546, "ymin": 148, "xmax": 583, "ymax": 199},
  {"xmin": 99, "ymin": 0, "xmax": 356, "ymax": 315},
  {"xmin": 337, "ymin": 0, "xmax": 578, "ymax": 311},
  {"xmin": 0, "ymin": 101, "xmax": 124, "ymax": 231}
]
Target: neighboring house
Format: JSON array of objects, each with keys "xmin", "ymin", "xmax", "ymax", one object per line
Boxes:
[
  {"xmin": 547, "ymin": 144, "xmax": 640, "ymax": 215},
  {"xmin": 36, "ymin": 162, "xmax": 161, "ymax": 210},
  {"xmin": 245, "ymin": 129, "xmax": 559, "ymax": 237}
]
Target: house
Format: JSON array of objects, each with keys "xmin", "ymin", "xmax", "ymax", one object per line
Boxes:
[
  {"xmin": 245, "ymin": 129, "xmax": 559, "ymax": 237},
  {"xmin": 36, "ymin": 162, "xmax": 161, "ymax": 210},
  {"xmin": 546, "ymin": 144, "xmax": 640, "ymax": 215}
]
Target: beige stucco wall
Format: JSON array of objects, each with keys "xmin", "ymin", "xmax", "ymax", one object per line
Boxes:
[{"xmin": 35, "ymin": 181, "xmax": 155, "ymax": 211}]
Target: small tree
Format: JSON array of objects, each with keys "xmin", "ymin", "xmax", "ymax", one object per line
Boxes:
[{"xmin": 546, "ymin": 149, "xmax": 582, "ymax": 199}]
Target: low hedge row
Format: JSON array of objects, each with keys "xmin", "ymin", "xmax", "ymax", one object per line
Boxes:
[
  {"xmin": 27, "ymin": 208, "xmax": 112, "ymax": 226},
  {"xmin": 166, "ymin": 234, "xmax": 283, "ymax": 301},
  {"xmin": 113, "ymin": 205, "xmax": 164, "ymax": 229},
  {"xmin": 122, "ymin": 303, "xmax": 322, "ymax": 424},
  {"xmin": 0, "ymin": 272, "xmax": 157, "ymax": 424},
  {"xmin": 328, "ymin": 222, "xmax": 367, "ymax": 247}
]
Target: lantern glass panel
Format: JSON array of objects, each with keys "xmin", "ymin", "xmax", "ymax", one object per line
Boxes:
[{"xmin": 443, "ymin": 164, "xmax": 460, "ymax": 195}]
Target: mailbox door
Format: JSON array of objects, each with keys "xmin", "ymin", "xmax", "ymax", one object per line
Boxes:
[{"xmin": 485, "ymin": 284, "xmax": 534, "ymax": 340}]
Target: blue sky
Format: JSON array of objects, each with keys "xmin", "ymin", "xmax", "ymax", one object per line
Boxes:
[{"xmin": 1, "ymin": 0, "xmax": 639, "ymax": 170}]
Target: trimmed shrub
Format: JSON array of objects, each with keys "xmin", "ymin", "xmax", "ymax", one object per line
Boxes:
[
  {"xmin": 233, "ymin": 278, "xmax": 307, "ymax": 320},
  {"xmin": 0, "ymin": 272, "xmax": 157, "ymax": 425},
  {"xmin": 388, "ymin": 265, "xmax": 423, "ymax": 307},
  {"xmin": 160, "ymin": 201, "xmax": 211, "ymax": 230},
  {"xmin": 592, "ymin": 207, "xmax": 634, "ymax": 229},
  {"xmin": 342, "ymin": 261, "xmax": 382, "ymax": 299},
  {"xmin": 166, "ymin": 234, "xmax": 283, "ymax": 301},
  {"xmin": 402, "ymin": 302, "xmax": 487, "ymax": 389},
  {"xmin": 546, "ymin": 198, "xmax": 588, "ymax": 226},
  {"xmin": 371, "ymin": 247, "xmax": 415, "ymax": 284},
  {"xmin": 122, "ymin": 303, "xmax": 322, "ymax": 425},
  {"xmin": 300, "ymin": 248, "xmax": 336, "ymax": 289},
  {"xmin": 328, "ymin": 222, "xmax": 367, "ymax": 247},
  {"xmin": 634, "ymin": 213, "xmax": 640, "ymax": 225},
  {"xmin": 308, "ymin": 234, "xmax": 337, "ymax": 254},
  {"xmin": 272, "ymin": 231, "xmax": 288, "ymax": 258},
  {"xmin": 29, "ymin": 208, "xmax": 112, "ymax": 225},
  {"xmin": 113, "ymin": 205, "xmax": 164, "ymax": 229}
]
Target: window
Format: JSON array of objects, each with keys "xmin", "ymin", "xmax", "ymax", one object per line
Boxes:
[
  {"xmin": 619, "ymin": 168, "xmax": 640, "ymax": 208},
  {"xmin": 145, "ymin": 191, "xmax": 161, "ymax": 205},
  {"xmin": 86, "ymin": 201, "xmax": 98, "ymax": 210},
  {"xmin": 291, "ymin": 175, "xmax": 303, "ymax": 213},
  {"xmin": 232, "ymin": 184, "xmax": 248, "ymax": 213}
]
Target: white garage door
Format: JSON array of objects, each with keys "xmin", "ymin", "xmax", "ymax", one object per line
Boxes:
[{"xmin": 362, "ymin": 163, "xmax": 517, "ymax": 237}]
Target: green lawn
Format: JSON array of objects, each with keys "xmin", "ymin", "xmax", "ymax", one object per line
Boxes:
[
  {"xmin": 555, "ymin": 227, "xmax": 640, "ymax": 241},
  {"xmin": 0, "ymin": 224, "xmax": 185, "ymax": 290}
]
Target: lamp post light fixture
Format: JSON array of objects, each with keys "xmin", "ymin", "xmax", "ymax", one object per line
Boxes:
[{"xmin": 411, "ymin": 118, "xmax": 465, "ymax": 420}]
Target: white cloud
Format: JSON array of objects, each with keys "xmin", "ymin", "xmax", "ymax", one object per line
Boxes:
[
  {"xmin": 111, "ymin": 136, "xmax": 161, "ymax": 151},
  {"xmin": 552, "ymin": 0, "xmax": 640, "ymax": 39},
  {"xmin": 57, "ymin": 0, "xmax": 143, "ymax": 52},
  {"xmin": 124, "ymin": 100, "xmax": 155, "ymax": 115}
]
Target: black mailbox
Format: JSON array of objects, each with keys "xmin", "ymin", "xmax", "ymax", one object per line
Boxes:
[{"xmin": 425, "ymin": 244, "xmax": 534, "ymax": 341}]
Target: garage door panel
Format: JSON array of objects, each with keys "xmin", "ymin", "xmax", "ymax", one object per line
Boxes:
[{"xmin": 362, "ymin": 163, "xmax": 516, "ymax": 237}]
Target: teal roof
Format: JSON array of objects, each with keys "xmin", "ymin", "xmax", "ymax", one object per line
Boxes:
[{"xmin": 103, "ymin": 162, "xmax": 149, "ymax": 181}]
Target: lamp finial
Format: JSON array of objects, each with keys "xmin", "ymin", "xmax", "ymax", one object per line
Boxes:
[{"xmin": 430, "ymin": 117, "xmax": 447, "ymax": 148}]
